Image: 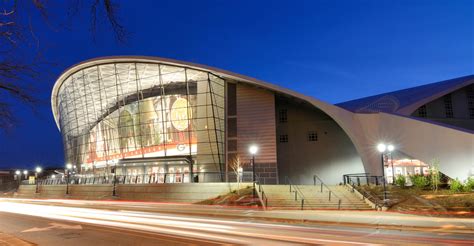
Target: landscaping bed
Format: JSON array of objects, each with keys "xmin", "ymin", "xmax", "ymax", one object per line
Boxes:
[
  {"xmin": 195, "ymin": 186, "xmax": 261, "ymax": 207},
  {"xmin": 357, "ymin": 185, "xmax": 474, "ymax": 217}
]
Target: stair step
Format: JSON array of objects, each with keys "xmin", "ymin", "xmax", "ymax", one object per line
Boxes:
[{"xmin": 261, "ymin": 184, "xmax": 373, "ymax": 210}]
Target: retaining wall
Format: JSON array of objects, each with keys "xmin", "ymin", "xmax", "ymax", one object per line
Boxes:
[{"xmin": 14, "ymin": 183, "xmax": 253, "ymax": 203}]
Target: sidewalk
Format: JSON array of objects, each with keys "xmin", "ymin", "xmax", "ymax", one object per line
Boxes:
[
  {"xmin": 0, "ymin": 232, "xmax": 34, "ymax": 246},
  {"xmin": 3, "ymin": 198, "xmax": 472, "ymax": 233},
  {"xmin": 251, "ymin": 209, "xmax": 474, "ymax": 233}
]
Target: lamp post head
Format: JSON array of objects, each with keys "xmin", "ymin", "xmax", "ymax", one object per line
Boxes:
[
  {"xmin": 23, "ymin": 170, "xmax": 28, "ymax": 175},
  {"xmin": 52, "ymin": 174, "xmax": 56, "ymax": 179},
  {"xmin": 66, "ymin": 163, "xmax": 73, "ymax": 170},
  {"xmin": 15, "ymin": 170, "xmax": 20, "ymax": 175},
  {"xmin": 249, "ymin": 145, "xmax": 259, "ymax": 155},
  {"xmin": 35, "ymin": 167, "xmax": 42, "ymax": 173},
  {"xmin": 377, "ymin": 143, "xmax": 387, "ymax": 153},
  {"xmin": 387, "ymin": 144, "xmax": 395, "ymax": 152}
]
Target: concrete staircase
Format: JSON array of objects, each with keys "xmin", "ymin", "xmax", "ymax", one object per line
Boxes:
[
  {"xmin": 14, "ymin": 185, "xmax": 37, "ymax": 198},
  {"xmin": 262, "ymin": 184, "xmax": 373, "ymax": 210}
]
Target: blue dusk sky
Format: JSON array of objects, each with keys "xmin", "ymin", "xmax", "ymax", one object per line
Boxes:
[{"xmin": 0, "ymin": 0, "xmax": 472, "ymax": 169}]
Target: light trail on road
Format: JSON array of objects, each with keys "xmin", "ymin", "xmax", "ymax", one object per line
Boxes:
[{"xmin": 0, "ymin": 199, "xmax": 472, "ymax": 245}]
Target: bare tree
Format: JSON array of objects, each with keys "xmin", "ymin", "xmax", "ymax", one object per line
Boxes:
[
  {"xmin": 229, "ymin": 155, "xmax": 245, "ymax": 193},
  {"xmin": 0, "ymin": 0, "xmax": 128, "ymax": 131}
]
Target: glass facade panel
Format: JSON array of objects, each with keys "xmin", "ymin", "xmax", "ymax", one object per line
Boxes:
[{"xmin": 56, "ymin": 63, "xmax": 225, "ymax": 176}]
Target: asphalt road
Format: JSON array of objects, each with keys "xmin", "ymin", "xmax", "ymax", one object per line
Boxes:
[{"xmin": 0, "ymin": 199, "xmax": 472, "ymax": 245}]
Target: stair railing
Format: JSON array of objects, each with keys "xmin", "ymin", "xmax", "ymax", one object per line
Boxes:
[
  {"xmin": 342, "ymin": 173, "xmax": 384, "ymax": 210},
  {"xmin": 313, "ymin": 174, "xmax": 342, "ymax": 210},
  {"xmin": 284, "ymin": 176, "xmax": 306, "ymax": 210},
  {"xmin": 254, "ymin": 174, "xmax": 268, "ymax": 208}
]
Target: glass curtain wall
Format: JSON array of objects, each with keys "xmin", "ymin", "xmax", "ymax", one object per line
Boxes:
[{"xmin": 56, "ymin": 63, "xmax": 225, "ymax": 175}]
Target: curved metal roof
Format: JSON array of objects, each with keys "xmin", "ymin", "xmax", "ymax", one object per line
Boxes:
[
  {"xmin": 51, "ymin": 56, "xmax": 341, "ymax": 130},
  {"xmin": 336, "ymin": 75, "xmax": 474, "ymax": 115}
]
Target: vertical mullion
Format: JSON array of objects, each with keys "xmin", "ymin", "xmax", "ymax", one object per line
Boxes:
[
  {"xmin": 184, "ymin": 68, "xmax": 193, "ymax": 158},
  {"xmin": 134, "ymin": 63, "xmax": 144, "ymax": 159},
  {"xmin": 158, "ymin": 64, "xmax": 167, "ymax": 158},
  {"xmin": 208, "ymin": 73, "xmax": 223, "ymax": 175},
  {"xmin": 113, "ymin": 64, "xmax": 124, "ymax": 159}
]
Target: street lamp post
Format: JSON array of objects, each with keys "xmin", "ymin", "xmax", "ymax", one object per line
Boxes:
[
  {"xmin": 249, "ymin": 145, "xmax": 259, "ymax": 198},
  {"xmin": 376, "ymin": 143, "xmax": 396, "ymax": 201},
  {"xmin": 377, "ymin": 143, "xmax": 388, "ymax": 201},
  {"xmin": 35, "ymin": 166, "xmax": 42, "ymax": 193},
  {"xmin": 23, "ymin": 170, "xmax": 28, "ymax": 181},
  {"xmin": 112, "ymin": 160, "xmax": 117, "ymax": 197},
  {"xmin": 66, "ymin": 163, "xmax": 72, "ymax": 195},
  {"xmin": 15, "ymin": 170, "xmax": 21, "ymax": 186},
  {"xmin": 387, "ymin": 144, "xmax": 395, "ymax": 184}
]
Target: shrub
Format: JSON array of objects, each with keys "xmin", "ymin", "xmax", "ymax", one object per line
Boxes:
[
  {"xmin": 394, "ymin": 175, "xmax": 406, "ymax": 188},
  {"xmin": 410, "ymin": 174, "xmax": 429, "ymax": 189},
  {"xmin": 450, "ymin": 178, "xmax": 464, "ymax": 193},
  {"xmin": 463, "ymin": 177, "xmax": 474, "ymax": 192},
  {"xmin": 429, "ymin": 161, "xmax": 441, "ymax": 191}
]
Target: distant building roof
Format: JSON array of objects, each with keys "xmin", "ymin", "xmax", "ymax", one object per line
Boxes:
[{"xmin": 336, "ymin": 75, "xmax": 474, "ymax": 114}]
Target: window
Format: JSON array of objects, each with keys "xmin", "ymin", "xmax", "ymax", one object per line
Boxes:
[
  {"xmin": 227, "ymin": 83, "xmax": 237, "ymax": 116},
  {"xmin": 228, "ymin": 118, "xmax": 237, "ymax": 138},
  {"xmin": 279, "ymin": 134, "xmax": 288, "ymax": 143},
  {"xmin": 307, "ymin": 131, "xmax": 318, "ymax": 142},
  {"xmin": 467, "ymin": 85, "xmax": 474, "ymax": 119},
  {"xmin": 443, "ymin": 94, "xmax": 454, "ymax": 118},
  {"xmin": 278, "ymin": 109, "xmax": 288, "ymax": 123},
  {"xmin": 418, "ymin": 105, "xmax": 427, "ymax": 118}
]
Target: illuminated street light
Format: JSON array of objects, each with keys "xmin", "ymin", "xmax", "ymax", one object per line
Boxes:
[
  {"xmin": 23, "ymin": 170, "xmax": 28, "ymax": 175},
  {"xmin": 35, "ymin": 166, "xmax": 42, "ymax": 193},
  {"xmin": 387, "ymin": 144, "xmax": 395, "ymax": 152},
  {"xmin": 249, "ymin": 145, "xmax": 259, "ymax": 198},
  {"xmin": 387, "ymin": 144, "xmax": 395, "ymax": 184},
  {"xmin": 52, "ymin": 175, "xmax": 56, "ymax": 179},
  {"xmin": 249, "ymin": 145, "xmax": 259, "ymax": 155},
  {"xmin": 377, "ymin": 143, "xmax": 387, "ymax": 153},
  {"xmin": 66, "ymin": 163, "xmax": 73, "ymax": 195},
  {"xmin": 377, "ymin": 143, "xmax": 395, "ymax": 201},
  {"xmin": 14, "ymin": 170, "xmax": 21, "ymax": 183}
]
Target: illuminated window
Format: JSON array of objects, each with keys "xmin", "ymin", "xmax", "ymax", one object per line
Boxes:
[
  {"xmin": 418, "ymin": 105, "xmax": 427, "ymax": 118},
  {"xmin": 278, "ymin": 109, "xmax": 287, "ymax": 123},
  {"xmin": 443, "ymin": 94, "xmax": 454, "ymax": 118},
  {"xmin": 279, "ymin": 134, "xmax": 288, "ymax": 143},
  {"xmin": 307, "ymin": 131, "xmax": 318, "ymax": 142}
]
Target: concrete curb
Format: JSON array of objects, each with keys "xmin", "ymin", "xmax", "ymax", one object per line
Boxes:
[{"xmin": 0, "ymin": 232, "xmax": 35, "ymax": 246}]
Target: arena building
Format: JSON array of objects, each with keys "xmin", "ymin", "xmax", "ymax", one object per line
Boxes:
[{"xmin": 51, "ymin": 56, "xmax": 474, "ymax": 184}]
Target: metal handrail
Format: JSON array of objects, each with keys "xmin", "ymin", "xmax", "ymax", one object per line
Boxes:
[
  {"xmin": 284, "ymin": 176, "xmax": 306, "ymax": 210},
  {"xmin": 344, "ymin": 175, "xmax": 385, "ymax": 209},
  {"xmin": 254, "ymin": 174, "xmax": 268, "ymax": 208},
  {"xmin": 313, "ymin": 174, "xmax": 342, "ymax": 209},
  {"xmin": 37, "ymin": 172, "xmax": 255, "ymax": 186},
  {"xmin": 343, "ymin": 173, "xmax": 384, "ymax": 186}
]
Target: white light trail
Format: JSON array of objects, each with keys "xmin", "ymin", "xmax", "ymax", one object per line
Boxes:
[{"xmin": 0, "ymin": 200, "xmax": 370, "ymax": 245}]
